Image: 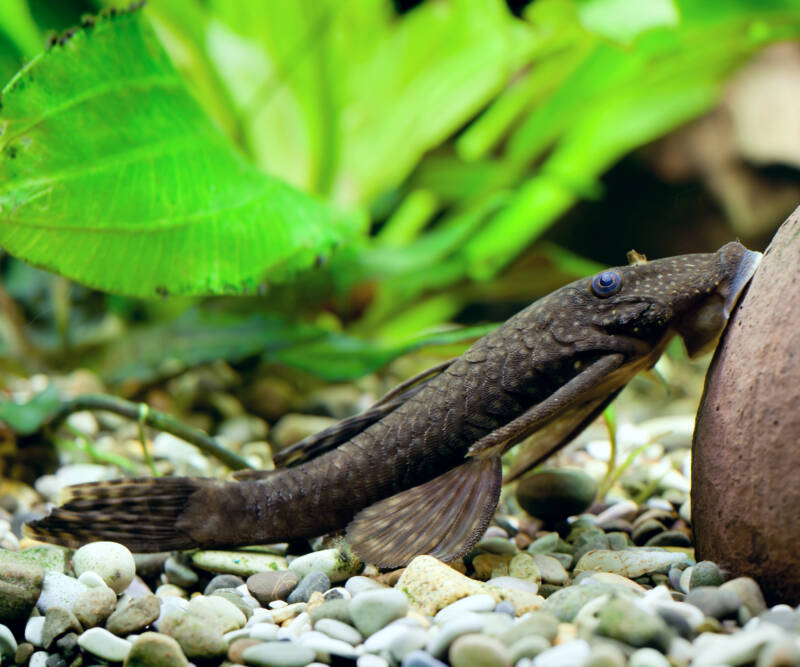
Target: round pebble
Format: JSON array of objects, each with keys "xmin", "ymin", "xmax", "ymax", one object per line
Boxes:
[
  {"xmin": 314, "ymin": 617, "xmax": 363, "ymax": 645},
  {"xmin": 247, "ymin": 570, "xmax": 299, "ymax": 605},
  {"xmin": 350, "ymin": 588, "xmax": 409, "ymax": 637},
  {"xmin": 401, "ymin": 649, "xmax": 446, "ymax": 667},
  {"xmin": 690, "ymin": 561, "xmax": 724, "ymax": 588},
  {"xmin": 205, "ymin": 574, "xmax": 246, "ymax": 595},
  {"xmin": 426, "ymin": 612, "xmax": 485, "ymax": 658},
  {"xmin": 187, "ymin": 595, "xmax": 246, "ymax": 632},
  {"xmin": 159, "ymin": 611, "xmax": 227, "ymax": 659},
  {"xmin": 628, "ymin": 647, "xmax": 671, "ymax": 667},
  {"xmin": 449, "ymin": 633, "xmax": 512, "ymax": 667},
  {"xmin": 73, "ymin": 586, "xmax": 117, "ymax": 628},
  {"xmin": 288, "ymin": 571, "xmax": 331, "ymax": 604},
  {"xmin": 106, "ymin": 593, "xmax": 160, "ymax": 635},
  {"xmin": 164, "ymin": 557, "xmax": 199, "ymax": 588},
  {"xmin": 516, "ymin": 469, "xmax": 597, "ymax": 523},
  {"xmin": 241, "ymin": 639, "xmax": 316, "ymax": 667},
  {"xmin": 72, "ymin": 542, "xmax": 135, "ymax": 594},
  {"xmin": 685, "ymin": 586, "xmax": 742, "ymax": 620},
  {"xmin": 124, "ymin": 631, "xmax": 189, "ymax": 666}
]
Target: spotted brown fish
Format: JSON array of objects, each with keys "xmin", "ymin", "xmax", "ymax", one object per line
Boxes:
[{"xmin": 26, "ymin": 242, "xmax": 761, "ymax": 567}]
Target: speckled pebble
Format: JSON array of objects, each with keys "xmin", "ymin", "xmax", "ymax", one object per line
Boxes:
[
  {"xmin": 37, "ymin": 571, "xmax": 88, "ymax": 613},
  {"xmin": 397, "ymin": 556, "xmax": 486, "ymax": 616},
  {"xmin": 73, "ymin": 585, "xmax": 117, "ymax": 628},
  {"xmin": 41, "ymin": 606, "xmax": 82, "ymax": 650},
  {"xmin": 106, "ymin": 594, "xmax": 160, "ymax": 635},
  {"xmin": 73, "ymin": 542, "xmax": 135, "ymax": 594},
  {"xmin": 159, "ymin": 611, "xmax": 228, "ymax": 659},
  {"xmin": 192, "ymin": 550, "xmax": 288, "ymax": 576},
  {"xmin": 350, "ymin": 588, "xmax": 409, "ymax": 637},
  {"xmin": 289, "ymin": 549, "xmax": 361, "ymax": 584},
  {"xmin": 77, "ymin": 627, "xmax": 131, "ymax": 662},
  {"xmin": 188, "ymin": 594, "xmax": 246, "ymax": 632},
  {"xmin": 574, "ymin": 549, "xmax": 691, "ymax": 578}
]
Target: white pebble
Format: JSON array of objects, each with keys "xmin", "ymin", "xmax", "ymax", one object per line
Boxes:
[
  {"xmin": 532, "ymin": 638, "xmax": 590, "ymax": 666},
  {"xmin": 29, "ymin": 652, "xmax": 48, "ymax": 667},
  {"xmin": 246, "ymin": 608, "xmax": 274, "ymax": 626},
  {"xmin": 434, "ymin": 594, "xmax": 497, "ymax": 624},
  {"xmin": 78, "ymin": 627, "xmax": 132, "ymax": 662},
  {"xmin": 77, "ymin": 571, "xmax": 110, "ymax": 589},
  {"xmin": 249, "ymin": 622, "xmax": 280, "ymax": 641},
  {"xmin": 269, "ymin": 600, "xmax": 288, "ymax": 609},
  {"xmin": 73, "ymin": 542, "xmax": 135, "ymax": 594},
  {"xmin": 357, "ymin": 654, "xmax": 390, "ymax": 667},
  {"xmin": 37, "ymin": 571, "xmax": 88, "ymax": 613},
  {"xmin": 24, "ymin": 616, "xmax": 44, "ymax": 646}
]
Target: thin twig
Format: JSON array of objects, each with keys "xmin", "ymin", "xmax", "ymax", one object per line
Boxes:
[{"xmin": 50, "ymin": 394, "xmax": 254, "ymax": 471}]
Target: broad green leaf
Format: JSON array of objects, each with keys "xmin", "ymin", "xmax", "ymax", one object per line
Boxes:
[
  {"xmin": 97, "ymin": 307, "xmax": 495, "ymax": 384},
  {"xmin": 0, "ymin": 382, "xmax": 60, "ymax": 434},
  {"xmin": 0, "ymin": 8, "xmax": 364, "ymax": 298}
]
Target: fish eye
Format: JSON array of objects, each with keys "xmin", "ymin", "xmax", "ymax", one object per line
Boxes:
[{"xmin": 591, "ymin": 271, "xmax": 622, "ymax": 297}]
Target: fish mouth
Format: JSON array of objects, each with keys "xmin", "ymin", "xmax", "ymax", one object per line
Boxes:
[{"xmin": 723, "ymin": 249, "xmax": 762, "ymax": 319}]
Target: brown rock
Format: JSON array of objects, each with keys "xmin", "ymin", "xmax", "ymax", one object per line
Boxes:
[
  {"xmin": 246, "ymin": 570, "xmax": 298, "ymax": 605},
  {"xmin": 693, "ymin": 207, "xmax": 800, "ymax": 605},
  {"xmin": 228, "ymin": 637, "xmax": 262, "ymax": 664},
  {"xmin": 106, "ymin": 594, "xmax": 161, "ymax": 635}
]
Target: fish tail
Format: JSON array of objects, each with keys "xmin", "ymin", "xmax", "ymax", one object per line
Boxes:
[{"xmin": 24, "ymin": 476, "xmax": 209, "ymax": 552}]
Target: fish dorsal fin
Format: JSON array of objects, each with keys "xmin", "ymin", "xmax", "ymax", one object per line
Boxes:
[
  {"xmin": 274, "ymin": 358, "xmax": 456, "ymax": 468},
  {"xmin": 345, "ymin": 456, "xmax": 502, "ymax": 569}
]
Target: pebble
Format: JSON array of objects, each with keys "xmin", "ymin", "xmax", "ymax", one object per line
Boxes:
[
  {"xmin": 596, "ymin": 500, "xmax": 639, "ymax": 525},
  {"xmin": 531, "ymin": 554, "xmax": 569, "ymax": 585},
  {"xmin": 434, "ymin": 594, "xmax": 496, "ymax": 624},
  {"xmin": 364, "ymin": 620, "xmax": 421, "ymax": 653},
  {"xmin": 205, "ymin": 573, "xmax": 246, "ymax": 595},
  {"xmin": 595, "ymin": 597, "xmax": 670, "ymax": 651},
  {"xmin": 37, "ymin": 571, "xmax": 88, "ymax": 613},
  {"xmin": 41, "ymin": 606, "xmax": 81, "ymax": 650},
  {"xmin": 692, "ymin": 623, "xmax": 785, "ymax": 666},
  {"xmin": 345, "ymin": 575, "xmax": 386, "ymax": 597},
  {"xmin": 314, "ymin": 617, "xmax": 363, "ymax": 645},
  {"xmin": 476, "ymin": 537, "xmax": 517, "ymax": 555},
  {"xmin": 486, "ymin": 576, "xmax": 539, "ymax": 595},
  {"xmin": 288, "ymin": 548, "xmax": 361, "ymax": 584},
  {"xmin": 159, "ymin": 611, "xmax": 228, "ymax": 659},
  {"xmin": 757, "ymin": 635, "xmax": 800, "ymax": 667},
  {"xmin": 389, "ymin": 626, "xmax": 430, "ymax": 662},
  {"xmin": 298, "ymin": 630, "xmax": 360, "ymax": 661},
  {"xmin": 192, "ymin": 550, "xmax": 288, "ymax": 576},
  {"xmin": 309, "ymin": 598, "xmax": 352, "ymax": 625},
  {"xmin": 509, "ymin": 634, "xmax": 550, "ymax": 662},
  {"xmin": 77, "ymin": 627, "xmax": 131, "ymax": 662},
  {"xmin": 124, "ymin": 631, "xmax": 189, "ymax": 666},
  {"xmin": 542, "ymin": 583, "xmax": 634, "ymax": 622},
  {"xmin": 0, "ymin": 623, "xmax": 17, "ymax": 659},
  {"xmin": 449, "ymin": 632, "xmax": 512, "ymax": 667},
  {"xmin": 516, "ymin": 469, "xmax": 598, "ymax": 523},
  {"xmin": 106, "ymin": 593, "xmax": 160, "ymax": 634},
  {"xmin": 398, "ymin": 556, "xmax": 486, "ymax": 615},
  {"xmin": 24, "ymin": 616, "xmax": 44, "ymax": 646},
  {"xmin": 187, "ymin": 594, "xmax": 246, "ymax": 632},
  {"xmin": 426, "ymin": 612, "xmax": 485, "ymax": 658},
  {"xmin": 288, "ymin": 571, "xmax": 331, "ymax": 604},
  {"xmin": 247, "ymin": 570, "xmax": 299, "ymax": 604},
  {"xmin": 350, "ymin": 588, "xmax": 409, "ymax": 637},
  {"xmin": 628, "ymin": 647, "xmax": 671, "ymax": 667},
  {"xmin": 721, "ymin": 577, "xmax": 768, "ymax": 616},
  {"xmin": 582, "ymin": 643, "xmax": 626, "ymax": 667},
  {"xmin": 574, "ymin": 549, "xmax": 692, "ymax": 577},
  {"xmin": 213, "ymin": 588, "xmax": 254, "ymax": 619},
  {"xmin": 270, "ymin": 602, "xmax": 306, "ymax": 624},
  {"xmin": 72, "ymin": 542, "xmax": 136, "ymax": 594},
  {"xmin": 401, "ymin": 649, "xmax": 446, "ymax": 667},
  {"xmin": 241, "ymin": 639, "xmax": 316, "ymax": 667},
  {"xmin": 250, "ymin": 622, "xmax": 280, "ymax": 641},
  {"xmin": 0, "ymin": 556, "xmax": 44, "ymax": 622},
  {"xmin": 508, "ymin": 552, "xmax": 542, "ymax": 583},
  {"xmin": 164, "ymin": 557, "xmax": 199, "ymax": 588},
  {"xmin": 689, "ymin": 561, "xmax": 724, "ymax": 588},
  {"xmin": 531, "ymin": 638, "xmax": 590, "ymax": 666},
  {"xmin": 685, "ymin": 586, "xmax": 742, "ymax": 620},
  {"xmin": 228, "ymin": 637, "xmax": 262, "ymax": 663}
]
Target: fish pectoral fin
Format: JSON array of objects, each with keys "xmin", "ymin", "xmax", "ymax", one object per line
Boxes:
[
  {"xmin": 503, "ymin": 388, "xmax": 622, "ymax": 483},
  {"xmin": 345, "ymin": 456, "xmax": 502, "ymax": 569},
  {"xmin": 274, "ymin": 358, "xmax": 457, "ymax": 468},
  {"xmin": 467, "ymin": 353, "xmax": 624, "ymax": 459}
]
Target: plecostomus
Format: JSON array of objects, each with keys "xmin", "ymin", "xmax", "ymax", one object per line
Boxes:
[{"xmin": 26, "ymin": 242, "xmax": 761, "ymax": 567}]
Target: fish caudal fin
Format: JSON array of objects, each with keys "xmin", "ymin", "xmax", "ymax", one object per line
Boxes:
[{"xmin": 24, "ymin": 476, "xmax": 207, "ymax": 552}]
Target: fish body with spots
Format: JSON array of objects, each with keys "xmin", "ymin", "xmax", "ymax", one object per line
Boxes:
[{"xmin": 27, "ymin": 242, "xmax": 760, "ymax": 567}]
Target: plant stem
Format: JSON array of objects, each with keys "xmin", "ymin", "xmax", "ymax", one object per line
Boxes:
[{"xmin": 50, "ymin": 394, "xmax": 254, "ymax": 471}]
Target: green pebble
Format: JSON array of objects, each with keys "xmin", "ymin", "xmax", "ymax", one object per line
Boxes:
[
  {"xmin": 689, "ymin": 561, "xmax": 724, "ymax": 588},
  {"xmin": 595, "ymin": 597, "xmax": 671, "ymax": 651}
]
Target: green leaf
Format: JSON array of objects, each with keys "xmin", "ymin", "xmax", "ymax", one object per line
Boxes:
[
  {"xmin": 0, "ymin": 382, "xmax": 60, "ymax": 434},
  {"xmin": 577, "ymin": 0, "xmax": 679, "ymax": 44},
  {"xmin": 0, "ymin": 8, "xmax": 364, "ymax": 298}
]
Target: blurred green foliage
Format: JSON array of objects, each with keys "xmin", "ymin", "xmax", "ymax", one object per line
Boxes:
[{"xmin": 1, "ymin": 0, "xmax": 799, "ymax": 383}]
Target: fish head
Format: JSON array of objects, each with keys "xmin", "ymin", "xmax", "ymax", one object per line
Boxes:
[{"xmin": 583, "ymin": 241, "xmax": 761, "ymax": 358}]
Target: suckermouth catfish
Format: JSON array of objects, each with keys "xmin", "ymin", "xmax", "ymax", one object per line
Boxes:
[{"xmin": 26, "ymin": 242, "xmax": 761, "ymax": 567}]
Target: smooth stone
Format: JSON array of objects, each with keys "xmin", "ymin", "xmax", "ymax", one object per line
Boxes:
[
  {"xmin": 73, "ymin": 542, "xmax": 136, "ymax": 594},
  {"xmin": 205, "ymin": 574, "xmax": 246, "ymax": 595},
  {"xmin": 449, "ymin": 633, "xmax": 511, "ymax": 667},
  {"xmin": 426, "ymin": 612, "xmax": 485, "ymax": 658},
  {"xmin": 18, "ymin": 547, "xmax": 71, "ymax": 574},
  {"xmin": 247, "ymin": 570, "xmax": 299, "ymax": 605},
  {"xmin": 476, "ymin": 537, "xmax": 517, "ymax": 555},
  {"xmin": 323, "ymin": 586, "xmax": 350, "ymax": 601},
  {"xmin": 501, "ymin": 611, "xmax": 559, "ymax": 644},
  {"xmin": 0, "ymin": 623, "xmax": 17, "ymax": 659},
  {"xmin": 495, "ymin": 601, "xmax": 515, "ymax": 616},
  {"xmin": 434, "ymin": 594, "xmax": 496, "ymax": 624},
  {"xmin": 397, "ymin": 556, "xmax": 486, "ymax": 616},
  {"xmin": 188, "ymin": 594, "xmax": 247, "ymax": 632},
  {"xmin": 192, "ymin": 550, "xmax": 288, "ymax": 576},
  {"xmin": 350, "ymin": 588, "xmax": 409, "ymax": 637},
  {"xmin": 73, "ymin": 585, "xmax": 117, "ymax": 628},
  {"xmin": 25, "ymin": 616, "xmax": 45, "ymax": 646},
  {"xmin": 574, "ymin": 549, "xmax": 691, "ymax": 578},
  {"xmin": 309, "ymin": 598, "xmax": 352, "ymax": 625},
  {"xmin": 360, "ymin": 654, "xmax": 391, "ymax": 667},
  {"xmin": 596, "ymin": 501, "xmax": 639, "ymax": 524},
  {"xmin": 270, "ymin": 602, "xmax": 306, "ymax": 624},
  {"xmin": 692, "ymin": 624, "xmax": 784, "ymax": 666},
  {"xmin": 122, "ymin": 631, "xmax": 189, "ymax": 666},
  {"xmin": 159, "ymin": 611, "xmax": 228, "ymax": 659},
  {"xmin": 345, "ymin": 576, "xmax": 386, "ymax": 597},
  {"xmin": 77, "ymin": 571, "xmax": 108, "ymax": 589},
  {"xmin": 586, "ymin": 572, "xmax": 647, "ymax": 593},
  {"xmin": 29, "ymin": 651, "xmax": 48, "ymax": 667},
  {"xmin": 542, "ymin": 583, "xmax": 635, "ymax": 622},
  {"xmin": 314, "ymin": 617, "xmax": 363, "ymax": 645},
  {"xmin": 632, "ymin": 520, "xmax": 667, "ymax": 545},
  {"xmin": 690, "ymin": 561, "xmax": 724, "ymax": 588},
  {"xmin": 532, "ymin": 554, "xmax": 569, "ymax": 586},
  {"xmin": 472, "ymin": 553, "xmax": 511, "ymax": 579},
  {"xmin": 288, "ymin": 571, "xmax": 331, "ymax": 604},
  {"xmin": 685, "ymin": 586, "xmax": 742, "ymax": 620},
  {"xmin": 531, "ymin": 638, "xmax": 591, "ymax": 666},
  {"xmin": 628, "ymin": 647, "xmax": 671, "ymax": 667},
  {"xmin": 213, "ymin": 589, "xmax": 254, "ymax": 619},
  {"xmin": 241, "ymin": 640, "xmax": 316, "ymax": 667},
  {"xmin": 364, "ymin": 620, "xmax": 423, "ymax": 652},
  {"xmin": 486, "ymin": 575, "xmax": 539, "ymax": 596},
  {"xmin": 509, "ymin": 635, "xmax": 550, "ymax": 662},
  {"xmin": 595, "ymin": 597, "xmax": 670, "ymax": 651},
  {"xmin": 299, "ymin": 630, "xmax": 360, "ymax": 661},
  {"xmin": 77, "ymin": 627, "xmax": 131, "ymax": 662},
  {"xmin": 106, "ymin": 594, "xmax": 160, "ymax": 635},
  {"xmin": 41, "ymin": 606, "xmax": 82, "ymax": 650},
  {"xmin": 15, "ymin": 642, "xmax": 34, "ymax": 665},
  {"xmin": 721, "ymin": 577, "xmax": 768, "ymax": 616},
  {"xmin": 582, "ymin": 643, "xmax": 626, "ymax": 667},
  {"xmin": 37, "ymin": 571, "xmax": 88, "ymax": 613},
  {"xmin": 389, "ymin": 627, "xmax": 430, "ymax": 662},
  {"xmin": 508, "ymin": 552, "xmax": 542, "ymax": 584},
  {"xmin": 249, "ymin": 622, "xmax": 280, "ymax": 641},
  {"xmin": 528, "ymin": 533, "xmax": 573, "ymax": 556},
  {"xmin": 164, "ymin": 557, "xmax": 199, "ymax": 588},
  {"xmin": 401, "ymin": 649, "xmax": 446, "ymax": 667},
  {"xmin": 229, "ymin": 637, "xmax": 262, "ymax": 664},
  {"xmin": 0, "ymin": 557, "xmax": 43, "ymax": 622},
  {"xmin": 645, "ymin": 531, "xmax": 692, "ymax": 548},
  {"xmin": 289, "ymin": 549, "xmax": 361, "ymax": 584},
  {"xmin": 516, "ymin": 469, "xmax": 597, "ymax": 523},
  {"xmin": 756, "ymin": 636, "xmax": 800, "ymax": 667}
]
